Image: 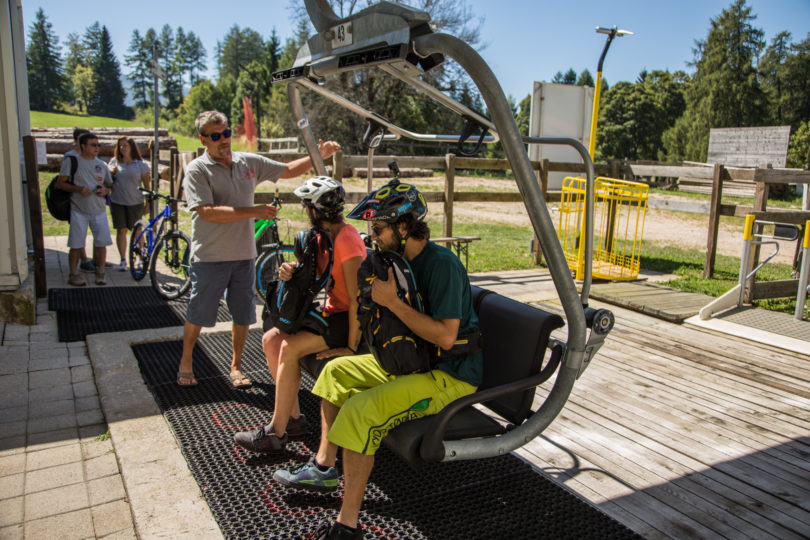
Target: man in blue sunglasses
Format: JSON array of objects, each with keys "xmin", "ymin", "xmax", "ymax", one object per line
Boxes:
[{"xmin": 178, "ymin": 110, "xmax": 340, "ymax": 388}]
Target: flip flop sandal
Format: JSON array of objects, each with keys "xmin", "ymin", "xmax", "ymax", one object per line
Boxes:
[
  {"xmin": 177, "ymin": 371, "xmax": 197, "ymax": 387},
  {"xmin": 230, "ymin": 373, "xmax": 252, "ymax": 388}
]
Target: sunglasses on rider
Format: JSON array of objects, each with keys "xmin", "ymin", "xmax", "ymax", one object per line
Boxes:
[
  {"xmin": 204, "ymin": 128, "xmax": 231, "ymax": 141},
  {"xmin": 370, "ymin": 223, "xmax": 390, "ymax": 236}
]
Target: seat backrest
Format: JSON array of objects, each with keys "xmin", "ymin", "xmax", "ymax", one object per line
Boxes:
[{"xmin": 471, "ymin": 285, "xmax": 564, "ymax": 424}]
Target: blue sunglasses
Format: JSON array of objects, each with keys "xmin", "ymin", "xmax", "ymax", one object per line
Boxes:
[{"xmin": 204, "ymin": 128, "xmax": 231, "ymax": 141}]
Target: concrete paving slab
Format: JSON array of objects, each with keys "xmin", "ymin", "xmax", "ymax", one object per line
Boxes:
[
  {"xmin": 26, "ymin": 427, "xmax": 79, "ymax": 450},
  {"xmin": 0, "ymin": 523, "xmax": 23, "ymax": 540},
  {"xmin": 24, "ymin": 462, "xmax": 83, "ymax": 494},
  {"xmin": 2, "ymin": 407, "xmax": 26, "ymax": 423},
  {"xmin": 26, "ymin": 413, "xmax": 77, "ymax": 435},
  {"xmin": 83, "ymin": 452, "xmax": 119, "ymax": 481},
  {"xmin": 0, "ymin": 496, "xmax": 23, "ymax": 527},
  {"xmin": 70, "ymin": 364, "xmax": 93, "ymax": 384},
  {"xmin": 90, "ymin": 499, "xmax": 134, "ymax": 537},
  {"xmin": 86, "ymin": 475, "xmax": 127, "ymax": 506},
  {"xmin": 0, "ymin": 422, "xmax": 25, "ymax": 438},
  {"xmin": 28, "ymin": 384, "xmax": 73, "ymax": 403},
  {"xmin": 28, "ymin": 368, "xmax": 70, "ymax": 389},
  {"xmin": 24, "ymin": 508, "xmax": 94, "ymax": 539},
  {"xmin": 0, "ymin": 454, "xmax": 25, "ymax": 476},
  {"xmin": 25, "ymin": 443, "xmax": 81, "ymax": 471},
  {"xmin": 24, "ymin": 483, "xmax": 88, "ymax": 520},
  {"xmin": 0, "ymin": 472, "xmax": 23, "ymax": 500},
  {"xmin": 0, "ymin": 355, "xmax": 28, "ymax": 375},
  {"xmin": 28, "ymin": 398, "xmax": 75, "ymax": 419}
]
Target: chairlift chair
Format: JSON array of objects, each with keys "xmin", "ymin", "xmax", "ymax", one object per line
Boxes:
[{"xmin": 278, "ymin": 0, "xmax": 615, "ymax": 466}]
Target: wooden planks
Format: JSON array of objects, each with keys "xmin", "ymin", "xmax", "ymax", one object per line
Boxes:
[
  {"xmin": 587, "ymin": 282, "xmax": 714, "ymax": 322},
  {"xmin": 515, "ymin": 300, "xmax": 810, "ymax": 539}
]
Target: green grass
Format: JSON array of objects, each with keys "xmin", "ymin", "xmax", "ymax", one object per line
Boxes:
[
  {"xmin": 30, "ymin": 111, "xmax": 147, "ymax": 129},
  {"xmin": 30, "ymin": 110, "xmax": 201, "ymax": 152},
  {"xmin": 639, "ymin": 240, "xmax": 807, "ymax": 317}
]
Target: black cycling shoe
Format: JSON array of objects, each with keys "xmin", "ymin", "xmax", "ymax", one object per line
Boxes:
[
  {"xmin": 234, "ymin": 425, "xmax": 288, "ymax": 453},
  {"xmin": 284, "ymin": 414, "xmax": 308, "ymax": 438},
  {"xmin": 313, "ymin": 521, "xmax": 362, "ymax": 540}
]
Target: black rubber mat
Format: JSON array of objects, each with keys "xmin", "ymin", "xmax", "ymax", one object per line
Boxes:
[
  {"xmin": 48, "ymin": 286, "xmax": 231, "ymax": 342},
  {"xmin": 133, "ymin": 331, "xmax": 641, "ymax": 539}
]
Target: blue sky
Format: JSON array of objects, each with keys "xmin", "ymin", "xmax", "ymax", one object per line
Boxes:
[{"xmin": 22, "ymin": 0, "xmax": 810, "ymax": 101}]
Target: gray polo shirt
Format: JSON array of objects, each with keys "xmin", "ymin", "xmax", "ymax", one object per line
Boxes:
[
  {"xmin": 59, "ymin": 153, "xmax": 113, "ymax": 216},
  {"xmin": 184, "ymin": 151, "xmax": 285, "ymax": 262}
]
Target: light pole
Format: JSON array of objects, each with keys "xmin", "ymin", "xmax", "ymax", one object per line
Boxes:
[{"xmin": 587, "ymin": 26, "xmax": 632, "ymax": 159}]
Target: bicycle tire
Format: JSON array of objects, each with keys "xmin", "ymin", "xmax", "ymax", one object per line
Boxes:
[
  {"xmin": 255, "ymin": 248, "xmax": 293, "ymax": 302},
  {"xmin": 149, "ymin": 231, "xmax": 192, "ymax": 300},
  {"xmin": 129, "ymin": 220, "xmax": 150, "ymax": 281}
]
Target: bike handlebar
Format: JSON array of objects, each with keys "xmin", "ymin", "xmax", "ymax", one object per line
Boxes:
[{"xmin": 140, "ymin": 188, "xmax": 184, "ymax": 205}]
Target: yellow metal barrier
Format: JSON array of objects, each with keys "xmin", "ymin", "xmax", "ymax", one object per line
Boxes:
[{"xmin": 558, "ymin": 176, "xmax": 649, "ymax": 281}]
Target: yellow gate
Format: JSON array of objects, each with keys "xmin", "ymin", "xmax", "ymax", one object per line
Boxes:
[{"xmin": 558, "ymin": 176, "xmax": 649, "ymax": 281}]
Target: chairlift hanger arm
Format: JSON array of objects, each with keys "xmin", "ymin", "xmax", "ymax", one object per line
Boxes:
[{"xmin": 291, "ymin": 76, "xmax": 495, "ymax": 145}]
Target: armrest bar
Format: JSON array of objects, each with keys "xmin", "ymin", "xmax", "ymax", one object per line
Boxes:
[{"xmin": 420, "ymin": 344, "xmax": 563, "ymax": 462}]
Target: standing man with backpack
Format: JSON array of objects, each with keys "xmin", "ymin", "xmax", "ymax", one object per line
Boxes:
[
  {"xmin": 178, "ymin": 111, "xmax": 340, "ymax": 388},
  {"xmin": 63, "ymin": 128, "xmax": 96, "ymax": 273},
  {"xmin": 272, "ymin": 182, "xmax": 483, "ymax": 540},
  {"xmin": 55, "ymin": 132, "xmax": 114, "ymax": 286}
]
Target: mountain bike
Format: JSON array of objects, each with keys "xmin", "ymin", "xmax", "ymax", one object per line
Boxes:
[
  {"xmin": 129, "ymin": 188, "xmax": 192, "ymax": 300},
  {"xmin": 254, "ymin": 189, "xmax": 294, "ymax": 302}
]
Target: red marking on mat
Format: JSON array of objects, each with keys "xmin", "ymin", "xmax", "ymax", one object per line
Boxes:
[
  {"xmin": 212, "ymin": 403, "xmax": 271, "ymax": 430},
  {"xmin": 260, "ymin": 484, "xmax": 342, "ymax": 516}
]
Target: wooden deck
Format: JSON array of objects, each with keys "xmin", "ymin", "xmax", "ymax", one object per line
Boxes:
[
  {"xmin": 588, "ymin": 281, "xmax": 714, "ymax": 323},
  {"xmin": 516, "ymin": 299, "xmax": 810, "ymax": 539}
]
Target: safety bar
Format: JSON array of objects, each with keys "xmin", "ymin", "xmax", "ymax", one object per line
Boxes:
[
  {"xmin": 289, "ymin": 77, "xmax": 497, "ymax": 146},
  {"xmin": 796, "ymin": 220, "xmax": 809, "ymax": 320}
]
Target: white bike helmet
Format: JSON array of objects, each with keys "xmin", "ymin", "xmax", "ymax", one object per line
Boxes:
[{"xmin": 294, "ymin": 176, "xmax": 346, "ymax": 218}]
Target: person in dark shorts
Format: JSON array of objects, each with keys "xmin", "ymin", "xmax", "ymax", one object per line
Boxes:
[
  {"xmin": 108, "ymin": 137, "xmax": 151, "ymax": 271},
  {"xmin": 234, "ymin": 176, "xmax": 366, "ymax": 452},
  {"xmin": 178, "ymin": 110, "xmax": 340, "ymax": 388}
]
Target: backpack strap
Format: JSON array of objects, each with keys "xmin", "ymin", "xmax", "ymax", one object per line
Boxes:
[{"xmin": 68, "ymin": 155, "xmax": 78, "ymax": 184}]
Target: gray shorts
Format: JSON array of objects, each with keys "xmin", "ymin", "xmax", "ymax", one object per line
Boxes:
[
  {"xmin": 186, "ymin": 259, "xmax": 256, "ymax": 327},
  {"xmin": 110, "ymin": 202, "xmax": 144, "ymax": 230}
]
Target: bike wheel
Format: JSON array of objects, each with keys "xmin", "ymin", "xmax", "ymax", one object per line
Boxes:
[
  {"xmin": 255, "ymin": 249, "xmax": 291, "ymax": 302},
  {"xmin": 129, "ymin": 220, "xmax": 150, "ymax": 281},
  {"xmin": 149, "ymin": 231, "xmax": 192, "ymax": 300}
]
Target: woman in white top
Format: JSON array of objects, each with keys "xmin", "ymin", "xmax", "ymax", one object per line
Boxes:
[{"xmin": 108, "ymin": 137, "xmax": 151, "ymax": 271}]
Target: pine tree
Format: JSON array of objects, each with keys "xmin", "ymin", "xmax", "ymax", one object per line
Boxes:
[
  {"xmin": 215, "ymin": 25, "xmax": 266, "ymax": 81},
  {"xmin": 576, "ymin": 69, "xmax": 595, "ymax": 87},
  {"xmin": 552, "ymin": 68, "xmax": 577, "ymax": 85},
  {"xmin": 125, "ymin": 29, "xmax": 152, "ymax": 109},
  {"xmin": 86, "ymin": 25, "xmax": 127, "ymax": 118},
  {"xmin": 759, "ymin": 31, "xmax": 792, "ymax": 125},
  {"xmin": 662, "ymin": 0, "xmax": 766, "ymax": 161},
  {"xmin": 26, "ymin": 8, "xmax": 65, "ymax": 111}
]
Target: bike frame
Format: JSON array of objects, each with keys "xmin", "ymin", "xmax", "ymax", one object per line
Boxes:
[{"xmin": 135, "ymin": 199, "xmax": 175, "ymax": 259}]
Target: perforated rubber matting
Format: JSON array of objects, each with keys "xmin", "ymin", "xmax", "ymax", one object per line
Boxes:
[
  {"xmin": 48, "ymin": 286, "xmax": 231, "ymax": 342},
  {"xmin": 133, "ymin": 331, "xmax": 642, "ymax": 539}
]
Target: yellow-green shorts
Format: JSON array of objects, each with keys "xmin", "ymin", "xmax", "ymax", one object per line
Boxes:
[{"xmin": 312, "ymin": 354, "xmax": 476, "ymax": 455}]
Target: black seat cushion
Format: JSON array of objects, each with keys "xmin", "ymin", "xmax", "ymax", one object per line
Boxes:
[{"xmin": 474, "ymin": 288, "xmax": 564, "ymax": 424}]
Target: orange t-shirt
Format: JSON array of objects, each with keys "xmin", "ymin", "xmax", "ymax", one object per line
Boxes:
[{"xmin": 321, "ymin": 224, "xmax": 367, "ymax": 314}]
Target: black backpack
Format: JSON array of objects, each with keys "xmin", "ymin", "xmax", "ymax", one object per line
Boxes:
[
  {"xmin": 45, "ymin": 155, "xmax": 78, "ymax": 222},
  {"xmin": 357, "ymin": 249, "xmax": 434, "ymax": 375},
  {"xmin": 266, "ymin": 228, "xmax": 334, "ymax": 334}
]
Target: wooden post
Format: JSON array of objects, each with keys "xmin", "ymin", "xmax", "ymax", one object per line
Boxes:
[
  {"xmin": 744, "ymin": 171, "xmax": 770, "ymax": 302},
  {"xmin": 333, "ymin": 149, "xmax": 343, "ymax": 182},
  {"xmin": 23, "ymin": 136, "xmax": 47, "ymax": 297},
  {"xmin": 444, "ymin": 153, "xmax": 455, "ymax": 238},
  {"xmin": 704, "ymin": 163, "xmax": 724, "ymax": 278},
  {"xmin": 532, "ymin": 159, "xmax": 549, "ymax": 265},
  {"xmin": 610, "ymin": 159, "xmax": 620, "ymax": 179}
]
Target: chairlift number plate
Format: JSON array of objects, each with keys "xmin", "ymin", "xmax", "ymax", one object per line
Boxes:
[{"xmin": 330, "ymin": 23, "xmax": 352, "ymax": 49}]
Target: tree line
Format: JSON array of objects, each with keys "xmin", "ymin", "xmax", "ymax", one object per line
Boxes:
[{"xmin": 25, "ymin": 0, "xmax": 810, "ymax": 167}]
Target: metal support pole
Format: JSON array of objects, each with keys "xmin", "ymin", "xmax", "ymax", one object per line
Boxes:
[{"xmin": 796, "ymin": 220, "xmax": 810, "ymax": 320}]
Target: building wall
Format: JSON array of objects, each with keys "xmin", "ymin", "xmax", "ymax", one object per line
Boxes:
[{"xmin": 0, "ymin": 0, "xmax": 29, "ymax": 292}]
